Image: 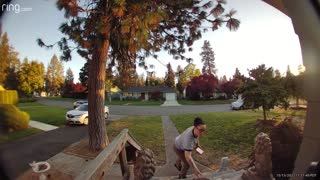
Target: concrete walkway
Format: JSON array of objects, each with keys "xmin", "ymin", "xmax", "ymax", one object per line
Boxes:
[
  {"xmin": 29, "ymin": 120, "xmax": 58, "ymax": 131},
  {"xmin": 161, "ymin": 100, "xmax": 181, "ymax": 106},
  {"xmin": 155, "ymin": 116, "xmax": 211, "ymax": 177}
]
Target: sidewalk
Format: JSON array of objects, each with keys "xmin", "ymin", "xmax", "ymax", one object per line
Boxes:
[{"xmin": 29, "ymin": 120, "xmax": 58, "ymax": 131}]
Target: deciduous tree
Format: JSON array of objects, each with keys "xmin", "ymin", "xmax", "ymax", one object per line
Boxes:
[
  {"xmin": 18, "ymin": 58, "xmax": 45, "ymax": 96},
  {"xmin": 242, "ymin": 64, "xmax": 289, "ymax": 120},
  {"xmin": 177, "ymin": 63, "xmax": 201, "ymax": 95},
  {"xmin": 186, "ymin": 74, "xmax": 218, "ymax": 100}
]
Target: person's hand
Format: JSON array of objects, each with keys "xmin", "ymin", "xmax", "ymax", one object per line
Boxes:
[{"xmin": 193, "ymin": 169, "xmax": 202, "ymax": 178}]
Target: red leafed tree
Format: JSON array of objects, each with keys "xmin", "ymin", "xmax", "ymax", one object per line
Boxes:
[
  {"xmin": 72, "ymin": 83, "xmax": 86, "ymax": 93},
  {"xmin": 220, "ymin": 78, "xmax": 243, "ymax": 99},
  {"xmin": 186, "ymin": 74, "xmax": 218, "ymax": 100}
]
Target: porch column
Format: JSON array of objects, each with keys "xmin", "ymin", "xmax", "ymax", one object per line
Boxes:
[{"xmin": 280, "ymin": 0, "xmax": 320, "ymax": 178}]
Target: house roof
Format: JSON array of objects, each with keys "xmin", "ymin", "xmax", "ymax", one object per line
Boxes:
[{"xmin": 122, "ymin": 86, "xmax": 175, "ymax": 93}]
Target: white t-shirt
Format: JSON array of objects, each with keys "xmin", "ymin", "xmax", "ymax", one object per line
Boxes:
[{"xmin": 175, "ymin": 126, "xmax": 199, "ymax": 151}]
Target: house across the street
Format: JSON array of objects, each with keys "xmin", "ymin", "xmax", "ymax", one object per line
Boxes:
[{"xmin": 121, "ymin": 86, "xmax": 176, "ymax": 101}]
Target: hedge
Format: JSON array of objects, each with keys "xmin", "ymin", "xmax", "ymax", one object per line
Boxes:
[
  {"xmin": 0, "ymin": 90, "xmax": 18, "ymax": 105},
  {"xmin": 0, "ymin": 104, "xmax": 30, "ymax": 131}
]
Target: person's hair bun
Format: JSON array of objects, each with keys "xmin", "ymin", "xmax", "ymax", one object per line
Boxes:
[{"xmin": 194, "ymin": 117, "xmax": 204, "ymax": 126}]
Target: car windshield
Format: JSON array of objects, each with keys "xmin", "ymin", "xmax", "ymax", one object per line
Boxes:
[
  {"xmin": 76, "ymin": 104, "xmax": 88, "ymax": 111},
  {"xmin": 237, "ymin": 99, "xmax": 244, "ymax": 102}
]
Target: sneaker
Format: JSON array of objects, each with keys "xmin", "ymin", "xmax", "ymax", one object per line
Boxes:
[{"xmin": 178, "ymin": 174, "xmax": 187, "ymax": 179}]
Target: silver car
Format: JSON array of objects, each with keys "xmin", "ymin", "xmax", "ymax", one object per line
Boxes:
[
  {"xmin": 66, "ymin": 103, "xmax": 109, "ymax": 125},
  {"xmin": 73, "ymin": 100, "xmax": 88, "ymax": 109}
]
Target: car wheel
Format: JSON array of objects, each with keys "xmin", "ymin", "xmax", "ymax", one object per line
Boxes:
[
  {"xmin": 83, "ymin": 117, "xmax": 88, "ymax": 125},
  {"xmin": 240, "ymin": 106, "xmax": 244, "ymax": 110},
  {"xmin": 105, "ymin": 112, "xmax": 109, "ymax": 120}
]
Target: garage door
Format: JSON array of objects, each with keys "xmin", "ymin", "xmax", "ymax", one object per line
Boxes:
[{"xmin": 165, "ymin": 93, "xmax": 176, "ymax": 101}]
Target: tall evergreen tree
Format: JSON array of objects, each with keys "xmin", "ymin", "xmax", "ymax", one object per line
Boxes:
[
  {"xmin": 63, "ymin": 67, "xmax": 74, "ymax": 97},
  {"xmin": 4, "ymin": 50, "xmax": 20, "ymax": 90},
  {"xmin": 200, "ymin": 40, "xmax": 216, "ymax": 75},
  {"xmin": 233, "ymin": 68, "xmax": 243, "ymax": 79},
  {"xmin": 65, "ymin": 67, "xmax": 74, "ymax": 83},
  {"xmin": 0, "ymin": 32, "xmax": 10, "ymax": 85},
  {"xmin": 165, "ymin": 63, "xmax": 175, "ymax": 88},
  {"xmin": 38, "ymin": 0, "xmax": 240, "ymax": 151},
  {"xmin": 45, "ymin": 54, "xmax": 64, "ymax": 95},
  {"xmin": 117, "ymin": 60, "xmax": 138, "ymax": 89},
  {"xmin": 79, "ymin": 61, "xmax": 89, "ymax": 89},
  {"xmin": 0, "ymin": 33, "xmax": 21, "ymax": 90}
]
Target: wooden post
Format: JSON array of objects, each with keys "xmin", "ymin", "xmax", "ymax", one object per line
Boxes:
[{"xmin": 119, "ymin": 147, "xmax": 129, "ymax": 180}]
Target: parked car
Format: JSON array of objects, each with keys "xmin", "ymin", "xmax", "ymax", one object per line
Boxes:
[
  {"xmin": 231, "ymin": 97, "xmax": 245, "ymax": 110},
  {"xmin": 66, "ymin": 103, "xmax": 109, "ymax": 125},
  {"xmin": 73, "ymin": 100, "xmax": 88, "ymax": 109}
]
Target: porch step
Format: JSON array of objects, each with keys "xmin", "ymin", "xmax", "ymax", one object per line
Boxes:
[{"xmin": 151, "ymin": 169, "xmax": 245, "ymax": 180}]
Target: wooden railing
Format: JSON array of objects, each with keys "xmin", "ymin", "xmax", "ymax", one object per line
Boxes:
[{"xmin": 75, "ymin": 129, "xmax": 142, "ymax": 180}]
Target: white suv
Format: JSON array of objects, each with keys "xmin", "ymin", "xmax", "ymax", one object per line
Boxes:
[
  {"xmin": 231, "ymin": 98, "xmax": 245, "ymax": 110},
  {"xmin": 66, "ymin": 103, "xmax": 109, "ymax": 125}
]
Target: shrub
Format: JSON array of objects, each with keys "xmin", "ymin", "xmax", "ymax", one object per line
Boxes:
[
  {"xmin": 111, "ymin": 93, "xmax": 121, "ymax": 101},
  {"xmin": 0, "ymin": 90, "xmax": 18, "ymax": 105},
  {"xmin": 0, "ymin": 104, "xmax": 30, "ymax": 131},
  {"xmin": 150, "ymin": 91, "xmax": 162, "ymax": 101},
  {"xmin": 215, "ymin": 95, "xmax": 227, "ymax": 100},
  {"xmin": 125, "ymin": 96, "xmax": 139, "ymax": 101}
]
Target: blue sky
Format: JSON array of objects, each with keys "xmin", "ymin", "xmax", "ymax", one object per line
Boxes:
[{"xmin": 2, "ymin": 0, "xmax": 303, "ymax": 82}]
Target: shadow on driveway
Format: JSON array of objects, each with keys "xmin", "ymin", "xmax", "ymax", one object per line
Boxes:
[{"xmin": 0, "ymin": 125, "xmax": 87, "ymax": 179}]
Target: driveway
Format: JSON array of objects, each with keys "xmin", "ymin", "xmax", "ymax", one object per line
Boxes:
[
  {"xmin": 37, "ymin": 98, "xmax": 232, "ymax": 115},
  {"xmin": 0, "ymin": 125, "xmax": 88, "ymax": 179}
]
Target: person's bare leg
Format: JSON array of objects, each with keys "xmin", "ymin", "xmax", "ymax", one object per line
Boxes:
[{"xmin": 173, "ymin": 145, "xmax": 182, "ymax": 171}]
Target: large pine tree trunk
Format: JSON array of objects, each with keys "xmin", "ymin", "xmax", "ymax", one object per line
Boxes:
[{"xmin": 88, "ymin": 34, "xmax": 110, "ymax": 151}]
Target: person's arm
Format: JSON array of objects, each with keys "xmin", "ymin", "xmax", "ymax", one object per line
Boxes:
[
  {"xmin": 196, "ymin": 141, "xmax": 201, "ymax": 148},
  {"xmin": 184, "ymin": 151, "xmax": 202, "ymax": 177}
]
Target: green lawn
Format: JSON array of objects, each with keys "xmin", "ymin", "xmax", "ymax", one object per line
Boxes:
[
  {"xmin": 178, "ymin": 99, "xmax": 234, "ymax": 105},
  {"xmin": 106, "ymin": 116, "xmax": 165, "ymax": 165},
  {"xmin": 268, "ymin": 107, "xmax": 306, "ymax": 118},
  {"xmin": 22, "ymin": 106, "xmax": 68, "ymax": 126},
  {"xmin": 170, "ymin": 111, "xmax": 263, "ymax": 170},
  {"xmin": 0, "ymin": 128, "xmax": 42, "ymax": 144},
  {"xmin": 105, "ymin": 100, "xmax": 163, "ymax": 106},
  {"xmin": 18, "ymin": 101, "xmax": 44, "ymax": 107}
]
